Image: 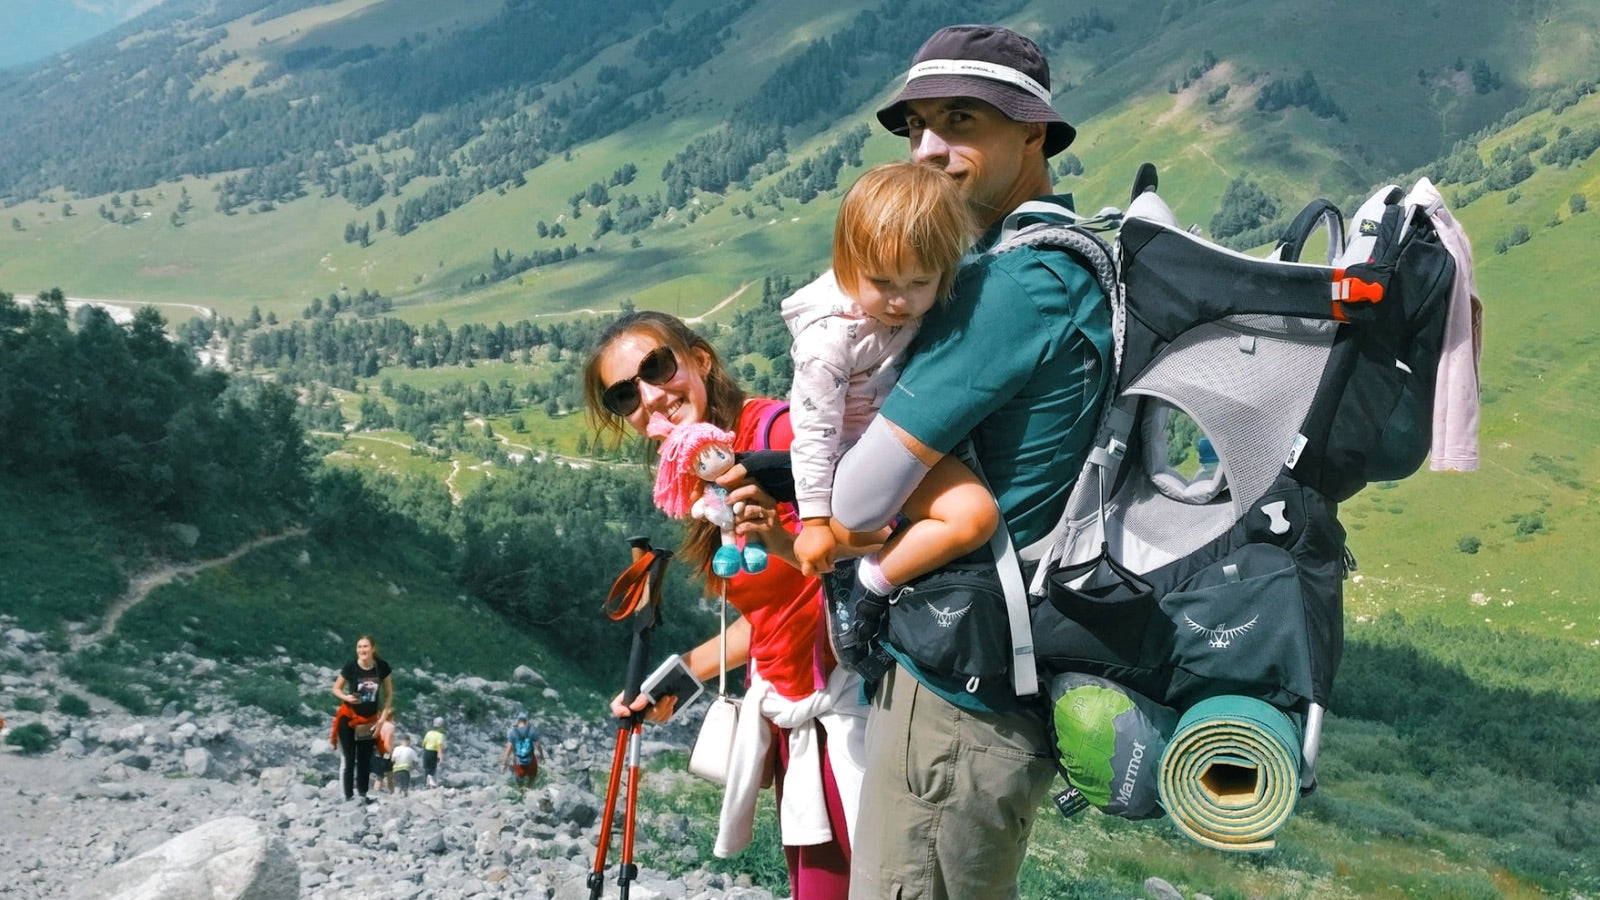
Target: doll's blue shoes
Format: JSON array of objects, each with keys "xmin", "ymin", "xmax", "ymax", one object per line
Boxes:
[
  {"xmin": 741, "ymin": 539, "xmax": 768, "ymax": 574},
  {"xmin": 712, "ymin": 544, "xmax": 743, "ymax": 578},
  {"xmin": 711, "ymin": 540, "xmax": 768, "ymax": 577}
]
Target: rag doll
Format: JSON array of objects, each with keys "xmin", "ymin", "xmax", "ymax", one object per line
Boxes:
[{"xmin": 649, "ymin": 415, "xmax": 768, "ymax": 577}]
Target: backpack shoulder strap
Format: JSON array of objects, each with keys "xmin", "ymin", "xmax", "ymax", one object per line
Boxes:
[
  {"xmin": 987, "ymin": 204, "xmax": 1125, "ymax": 381},
  {"xmin": 951, "ymin": 439, "xmax": 1039, "ymax": 699},
  {"xmin": 752, "ymin": 400, "xmax": 789, "ymax": 451}
]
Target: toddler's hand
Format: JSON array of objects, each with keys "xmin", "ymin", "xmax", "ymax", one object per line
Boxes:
[{"xmin": 795, "ymin": 520, "xmax": 838, "ymax": 577}]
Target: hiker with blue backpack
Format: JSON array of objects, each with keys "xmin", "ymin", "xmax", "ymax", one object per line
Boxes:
[
  {"xmin": 584, "ymin": 311, "xmax": 866, "ymax": 900},
  {"xmin": 818, "ymin": 24, "xmax": 1116, "ymax": 900},
  {"xmin": 501, "ymin": 712, "xmax": 543, "ymax": 790}
]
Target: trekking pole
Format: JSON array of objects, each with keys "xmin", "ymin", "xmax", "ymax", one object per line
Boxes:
[{"xmin": 588, "ymin": 535, "xmax": 669, "ymax": 900}]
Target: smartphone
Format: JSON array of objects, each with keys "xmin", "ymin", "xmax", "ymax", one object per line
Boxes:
[{"xmin": 638, "ymin": 655, "xmax": 705, "ymax": 724}]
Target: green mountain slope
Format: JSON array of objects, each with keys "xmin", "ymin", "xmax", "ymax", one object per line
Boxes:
[
  {"xmin": 0, "ymin": 0, "xmax": 1592, "ymax": 313},
  {"xmin": 1, "ymin": 0, "xmax": 1595, "ymax": 638},
  {"xmin": 4, "ymin": 0, "xmax": 1596, "ymax": 648}
]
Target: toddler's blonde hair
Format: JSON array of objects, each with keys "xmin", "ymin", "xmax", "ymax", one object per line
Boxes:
[{"xmin": 832, "ymin": 161, "xmax": 975, "ymax": 304}]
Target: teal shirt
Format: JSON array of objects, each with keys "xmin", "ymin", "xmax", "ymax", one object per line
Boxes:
[{"xmin": 877, "ymin": 193, "xmax": 1114, "ymax": 711}]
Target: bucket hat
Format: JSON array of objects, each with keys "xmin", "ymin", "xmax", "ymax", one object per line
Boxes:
[{"xmin": 876, "ymin": 24, "xmax": 1076, "ymax": 157}]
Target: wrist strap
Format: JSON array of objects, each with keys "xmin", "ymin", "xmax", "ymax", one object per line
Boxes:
[{"xmin": 716, "ymin": 586, "xmax": 729, "ymax": 696}]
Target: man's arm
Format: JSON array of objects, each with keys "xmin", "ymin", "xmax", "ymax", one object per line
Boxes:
[{"xmin": 832, "ymin": 417, "xmax": 940, "ymax": 532}]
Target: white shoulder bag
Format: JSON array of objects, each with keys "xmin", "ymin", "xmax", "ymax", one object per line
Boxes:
[{"xmin": 687, "ymin": 588, "xmax": 741, "ymax": 784}]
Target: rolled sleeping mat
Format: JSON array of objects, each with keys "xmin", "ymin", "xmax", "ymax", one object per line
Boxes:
[{"xmin": 1158, "ymin": 694, "xmax": 1301, "ymax": 851}]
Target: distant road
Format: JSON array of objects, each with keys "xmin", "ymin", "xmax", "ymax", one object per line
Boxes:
[
  {"xmin": 12, "ymin": 293, "xmax": 216, "ymax": 324},
  {"xmin": 685, "ymin": 281, "xmax": 753, "ymax": 324},
  {"xmin": 60, "ymin": 295, "xmax": 217, "ymax": 324}
]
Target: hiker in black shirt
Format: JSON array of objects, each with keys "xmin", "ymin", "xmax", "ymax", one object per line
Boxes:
[{"xmin": 330, "ymin": 634, "xmax": 393, "ymax": 802}]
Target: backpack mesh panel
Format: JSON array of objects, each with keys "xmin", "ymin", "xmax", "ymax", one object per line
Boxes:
[{"xmin": 1112, "ymin": 316, "xmax": 1334, "ymax": 563}]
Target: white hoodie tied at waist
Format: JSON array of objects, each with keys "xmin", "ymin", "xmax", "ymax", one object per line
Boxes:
[{"xmin": 714, "ymin": 664, "xmax": 867, "ymax": 858}]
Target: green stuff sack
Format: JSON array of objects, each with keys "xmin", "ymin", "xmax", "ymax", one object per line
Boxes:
[{"xmin": 1048, "ymin": 672, "xmax": 1176, "ymax": 819}]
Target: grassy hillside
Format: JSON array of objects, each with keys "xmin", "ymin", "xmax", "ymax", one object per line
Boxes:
[
  {"xmin": 1340, "ymin": 96, "xmax": 1600, "ymax": 652},
  {"xmin": 9, "ymin": 0, "xmax": 1594, "ymax": 650},
  {"xmin": 7, "ymin": 0, "xmax": 1594, "ymax": 648},
  {"xmin": 5, "ymin": 0, "xmax": 1596, "ymax": 317}
]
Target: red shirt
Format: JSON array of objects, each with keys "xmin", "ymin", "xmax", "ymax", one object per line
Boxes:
[{"xmin": 726, "ymin": 398, "xmax": 830, "ymax": 700}]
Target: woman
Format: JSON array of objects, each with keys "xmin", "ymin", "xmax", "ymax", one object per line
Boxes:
[
  {"xmin": 330, "ymin": 635, "xmax": 393, "ymax": 803},
  {"xmin": 585, "ymin": 311, "xmax": 864, "ymax": 900}
]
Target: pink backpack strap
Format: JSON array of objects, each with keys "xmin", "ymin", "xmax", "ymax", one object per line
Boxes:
[
  {"xmin": 748, "ymin": 400, "xmax": 827, "ymax": 689},
  {"xmin": 751, "ymin": 400, "xmax": 790, "ymax": 451}
]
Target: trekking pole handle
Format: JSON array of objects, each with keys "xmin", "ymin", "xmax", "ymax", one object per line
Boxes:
[{"xmin": 620, "ymin": 536, "xmax": 654, "ymax": 708}]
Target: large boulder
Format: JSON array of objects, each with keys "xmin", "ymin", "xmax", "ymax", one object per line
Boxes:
[{"xmin": 72, "ymin": 815, "xmax": 299, "ymax": 900}]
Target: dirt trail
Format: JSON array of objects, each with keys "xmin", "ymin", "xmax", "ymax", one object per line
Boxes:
[
  {"xmin": 82, "ymin": 527, "xmax": 308, "ymax": 647},
  {"xmin": 685, "ymin": 281, "xmax": 753, "ymax": 323}
]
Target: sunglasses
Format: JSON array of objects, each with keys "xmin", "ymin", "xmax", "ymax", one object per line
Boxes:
[{"xmin": 602, "ymin": 345, "xmax": 679, "ymax": 416}]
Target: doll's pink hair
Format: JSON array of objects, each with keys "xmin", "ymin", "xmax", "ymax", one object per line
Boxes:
[{"xmin": 648, "ymin": 414, "xmax": 737, "ymax": 518}]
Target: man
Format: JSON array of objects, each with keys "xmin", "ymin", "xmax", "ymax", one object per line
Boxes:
[
  {"xmin": 830, "ymin": 24, "xmax": 1114, "ymax": 899},
  {"xmin": 501, "ymin": 712, "xmax": 543, "ymax": 791}
]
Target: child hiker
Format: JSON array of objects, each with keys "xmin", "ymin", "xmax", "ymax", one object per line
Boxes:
[
  {"xmin": 390, "ymin": 734, "xmax": 421, "ymax": 795},
  {"xmin": 780, "ymin": 161, "xmax": 999, "ymax": 664}
]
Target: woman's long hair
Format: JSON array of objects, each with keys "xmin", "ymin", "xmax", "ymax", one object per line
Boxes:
[{"xmin": 584, "ymin": 311, "xmax": 746, "ymax": 576}]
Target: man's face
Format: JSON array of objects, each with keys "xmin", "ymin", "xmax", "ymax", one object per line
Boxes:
[{"xmin": 902, "ymin": 96, "xmax": 1044, "ymax": 228}]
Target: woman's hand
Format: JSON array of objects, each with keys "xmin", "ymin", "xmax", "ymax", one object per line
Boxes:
[
  {"xmin": 729, "ymin": 497, "xmax": 799, "ymax": 569},
  {"xmin": 609, "ymin": 690, "xmax": 676, "ymax": 723}
]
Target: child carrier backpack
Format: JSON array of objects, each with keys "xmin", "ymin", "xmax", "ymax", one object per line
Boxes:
[{"xmin": 995, "ymin": 166, "xmax": 1479, "ymax": 846}]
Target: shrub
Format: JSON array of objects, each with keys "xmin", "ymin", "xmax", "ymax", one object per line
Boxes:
[
  {"xmin": 1210, "ymin": 176, "xmax": 1281, "ymax": 239},
  {"xmin": 57, "ymin": 693, "xmax": 92, "ymax": 717},
  {"xmin": 228, "ymin": 678, "xmax": 319, "ymax": 727},
  {"xmin": 1495, "ymin": 225, "xmax": 1531, "ymax": 254},
  {"xmin": 436, "ymin": 686, "xmax": 501, "ymax": 725},
  {"xmin": 13, "ymin": 695, "xmax": 46, "ymax": 713},
  {"xmin": 1457, "ymin": 535, "xmax": 1482, "ymax": 554},
  {"xmin": 1484, "ymin": 156, "xmax": 1535, "ymax": 191},
  {"xmin": 5, "ymin": 722, "xmax": 53, "ymax": 754}
]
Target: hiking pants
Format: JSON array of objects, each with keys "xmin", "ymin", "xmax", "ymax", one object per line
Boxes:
[
  {"xmin": 849, "ymin": 663, "xmax": 1056, "ymax": 900},
  {"xmin": 775, "ymin": 719, "xmax": 851, "ymax": 900},
  {"xmin": 336, "ymin": 719, "xmax": 376, "ymax": 799}
]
